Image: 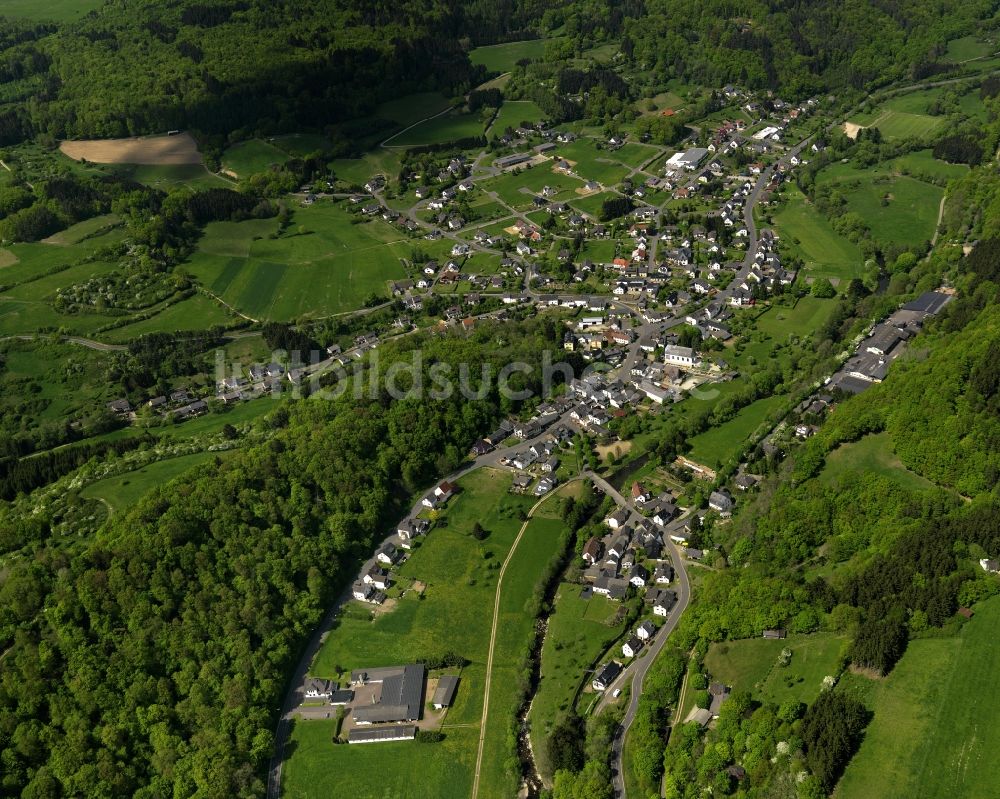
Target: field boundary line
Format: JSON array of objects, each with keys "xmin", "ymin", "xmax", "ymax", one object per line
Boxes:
[{"xmin": 471, "ymin": 479, "xmax": 580, "ymax": 799}]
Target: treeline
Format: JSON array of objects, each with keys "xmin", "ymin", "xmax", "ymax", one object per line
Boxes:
[
  {"xmin": 115, "ymin": 329, "xmax": 228, "ymax": 393},
  {"xmin": 0, "ymin": 433, "xmax": 152, "ymax": 504},
  {"xmin": 0, "ymin": 317, "xmax": 571, "ymax": 798}
]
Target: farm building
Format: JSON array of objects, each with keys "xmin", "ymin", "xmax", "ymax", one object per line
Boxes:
[
  {"xmin": 348, "ymin": 726, "xmax": 417, "ymax": 744},
  {"xmin": 432, "ymin": 676, "xmax": 460, "ymax": 709}
]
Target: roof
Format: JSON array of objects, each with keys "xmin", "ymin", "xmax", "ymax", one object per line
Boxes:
[
  {"xmin": 432, "ymin": 675, "xmax": 460, "ymax": 707},
  {"xmin": 350, "ymin": 664, "xmax": 425, "ymax": 723},
  {"xmin": 901, "ymin": 290, "xmax": 951, "ymax": 315},
  {"xmin": 348, "ymin": 726, "xmax": 417, "ymax": 744}
]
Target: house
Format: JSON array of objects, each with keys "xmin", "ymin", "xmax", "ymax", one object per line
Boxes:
[
  {"xmin": 631, "ymin": 482, "xmax": 652, "ymax": 504},
  {"xmin": 108, "ymin": 398, "xmax": 132, "ymax": 415},
  {"xmin": 636, "ymin": 621, "xmax": 657, "ymax": 641},
  {"xmin": 594, "ymin": 575, "xmax": 629, "ymax": 600},
  {"xmin": 622, "ymin": 635, "xmax": 644, "ymax": 658},
  {"xmin": 664, "ymin": 345, "xmax": 697, "ymax": 367},
  {"xmin": 397, "ymin": 518, "xmax": 429, "ymax": 543},
  {"xmin": 734, "ymin": 473, "xmax": 758, "ymax": 491},
  {"xmin": 606, "ymin": 507, "xmax": 631, "ymax": 529},
  {"xmin": 628, "ymin": 564, "xmax": 650, "ymax": 587},
  {"xmin": 352, "ymin": 581, "xmax": 385, "ymax": 604},
  {"xmin": 592, "ymin": 661, "xmax": 623, "ymax": 691},
  {"xmin": 470, "ymin": 439, "xmax": 492, "ymax": 457},
  {"xmin": 582, "ymin": 537, "xmax": 603, "ymax": 565},
  {"xmin": 762, "ymin": 628, "xmax": 787, "ymax": 640},
  {"xmin": 348, "ymin": 726, "xmax": 417, "ymax": 744},
  {"xmin": 363, "ymin": 565, "xmax": 391, "ymax": 591},
  {"xmin": 980, "ymin": 558, "xmax": 1000, "ymax": 574},
  {"xmin": 432, "ymin": 675, "xmax": 460, "ymax": 709},
  {"xmin": 709, "ymin": 489, "xmax": 734, "ymax": 516},
  {"xmin": 685, "ymin": 707, "xmax": 714, "ymax": 727},
  {"xmin": 654, "ymin": 564, "xmax": 674, "ymax": 584},
  {"xmin": 651, "ymin": 589, "xmax": 678, "ymax": 617},
  {"xmin": 304, "ymin": 678, "xmax": 335, "ymax": 700},
  {"xmin": 709, "ymin": 682, "xmax": 731, "ymax": 717},
  {"xmin": 376, "ymin": 542, "xmax": 402, "ymax": 566}
]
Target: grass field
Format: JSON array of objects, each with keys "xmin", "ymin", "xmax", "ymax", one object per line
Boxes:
[
  {"xmin": 816, "ymin": 164, "xmax": 943, "ymax": 248},
  {"xmin": 104, "ymin": 163, "xmax": 232, "ymax": 190},
  {"xmin": 184, "ymin": 204, "xmax": 408, "ymax": 320},
  {"xmin": 492, "ymin": 100, "xmax": 546, "ymax": 134},
  {"xmin": 284, "ymin": 470, "xmax": 571, "ymax": 799},
  {"xmin": 270, "ymin": 133, "xmax": 334, "ymax": 157},
  {"xmin": 470, "ymin": 39, "xmax": 549, "ymax": 72},
  {"xmin": 529, "ymin": 581, "xmax": 627, "ymax": 781},
  {"xmin": 819, "ymin": 432, "xmax": 935, "ymax": 492},
  {"xmin": 330, "ymin": 149, "xmax": 403, "ymax": 187},
  {"xmin": 0, "ymin": 0, "xmax": 103, "ymax": 19},
  {"xmin": 686, "ymin": 394, "xmax": 787, "ymax": 469},
  {"xmin": 772, "ymin": 186, "xmax": 864, "ymax": 282},
  {"xmin": 42, "ymin": 214, "xmax": 121, "ymax": 246},
  {"xmin": 555, "ymin": 140, "xmax": 633, "ymax": 185},
  {"xmin": 704, "ymin": 632, "xmax": 848, "ymax": 707},
  {"xmin": 482, "ymin": 166, "xmax": 581, "ymax": 209},
  {"xmin": 384, "ymin": 110, "xmax": 485, "ymax": 147},
  {"xmin": 754, "ymin": 297, "xmax": 836, "ymax": 340},
  {"xmin": 103, "ymin": 293, "xmax": 237, "ymax": 341},
  {"xmin": 221, "ymin": 139, "xmax": 289, "ymax": 177},
  {"xmin": 79, "ymin": 451, "xmax": 224, "ymax": 514},
  {"xmin": 847, "ymin": 90, "xmax": 948, "ymax": 141},
  {"xmin": 0, "ymin": 340, "xmax": 115, "ymax": 430},
  {"xmin": 892, "ymin": 149, "xmax": 970, "ymax": 182},
  {"xmin": 945, "ymin": 35, "xmax": 994, "ymax": 62},
  {"xmin": 836, "ymin": 596, "xmax": 1000, "ymax": 799}
]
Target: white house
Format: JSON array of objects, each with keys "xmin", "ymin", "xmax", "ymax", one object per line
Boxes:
[
  {"xmin": 622, "ymin": 635, "xmax": 643, "ymax": 658},
  {"xmin": 664, "ymin": 345, "xmax": 698, "ymax": 367}
]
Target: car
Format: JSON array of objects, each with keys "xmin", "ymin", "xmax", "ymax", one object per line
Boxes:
[{"xmin": 611, "ymin": 688, "xmax": 622, "ymax": 698}]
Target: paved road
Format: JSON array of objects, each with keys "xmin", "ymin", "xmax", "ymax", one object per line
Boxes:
[{"xmin": 582, "ymin": 474, "xmax": 693, "ymax": 799}]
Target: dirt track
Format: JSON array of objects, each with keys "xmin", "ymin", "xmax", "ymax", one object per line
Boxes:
[{"xmin": 59, "ymin": 132, "xmax": 202, "ymax": 165}]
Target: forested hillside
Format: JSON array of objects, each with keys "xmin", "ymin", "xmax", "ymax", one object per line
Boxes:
[
  {"xmin": 0, "ymin": 319, "xmax": 567, "ymax": 798},
  {"xmin": 628, "ymin": 0, "xmax": 994, "ymax": 95},
  {"xmin": 0, "ymin": 0, "xmax": 995, "ymax": 145}
]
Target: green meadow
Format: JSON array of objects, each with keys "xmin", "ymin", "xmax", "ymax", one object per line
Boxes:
[
  {"xmin": 529, "ymin": 581, "xmax": 628, "ymax": 781},
  {"xmin": 470, "ymin": 39, "xmax": 549, "ymax": 72},
  {"xmin": 221, "ymin": 139, "xmax": 290, "ymax": 177},
  {"xmin": 104, "ymin": 163, "xmax": 232, "ymax": 190},
  {"xmin": 837, "ymin": 596, "xmax": 1000, "ymax": 799},
  {"xmin": 819, "ymin": 432, "xmax": 936, "ymax": 493},
  {"xmin": 384, "ymin": 110, "xmax": 485, "ymax": 147},
  {"xmin": 772, "ymin": 186, "xmax": 863, "ymax": 282},
  {"xmin": 284, "ymin": 470, "xmax": 572, "ymax": 799},
  {"xmin": 0, "ymin": 0, "xmax": 103, "ymax": 20},
  {"xmin": 704, "ymin": 632, "xmax": 848, "ymax": 707},
  {"xmin": 184, "ymin": 203, "xmax": 409, "ymax": 320},
  {"xmin": 686, "ymin": 394, "xmax": 788, "ymax": 469},
  {"xmin": 491, "ymin": 100, "xmax": 546, "ymax": 134},
  {"xmin": 816, "ymin": 164, "xmax": 943, "ymax": 248},
  {"xmin": 80, "ymin": 451, "xmax": 225, "ymax": 514}
]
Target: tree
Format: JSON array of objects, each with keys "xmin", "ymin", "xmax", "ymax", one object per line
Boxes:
[{"xmin": 811, "ymin": 278, "xmax": 836, "ymax": 298}]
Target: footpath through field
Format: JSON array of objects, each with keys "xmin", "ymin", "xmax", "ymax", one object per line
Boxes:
[{"xmin": 471, "ymin": 478, "xmax": 582, "ymax": 799}]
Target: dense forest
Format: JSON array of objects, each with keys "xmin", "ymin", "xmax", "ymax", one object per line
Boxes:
[
  {"xmin": 0, "ymin": 318, "xmax": 568, "ymax": 798},
  {"xmin": 628, "ymin": 0, "xmax": 993, "ymax": 96},
  {"xmin": 0, "ymin": 0, "xmax": 994, "ymax": 146}
]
